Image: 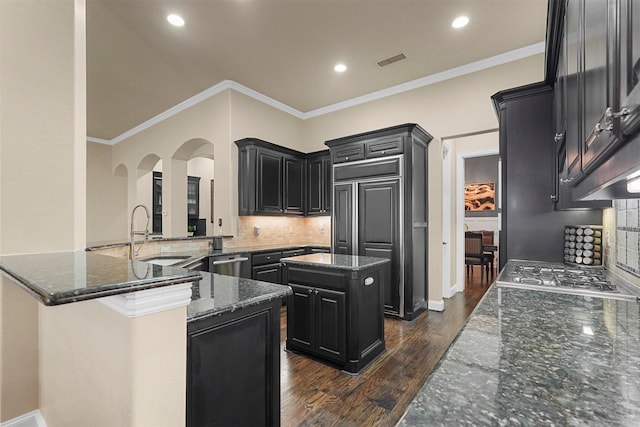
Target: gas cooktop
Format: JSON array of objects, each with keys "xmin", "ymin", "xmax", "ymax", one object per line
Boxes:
[{"xmin": 496, "ymin": 260, "xmax": 639, "ymax": 301}]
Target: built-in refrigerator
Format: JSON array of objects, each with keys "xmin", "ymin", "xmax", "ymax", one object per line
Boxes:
[{"xmin": 326, "ymin": 124, "xmax": 432, "ymax": 320}]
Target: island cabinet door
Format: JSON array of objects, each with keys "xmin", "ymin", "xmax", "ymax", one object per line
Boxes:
[
  {"xmin": 287, "ymin": 284, "xmax": 314, "ymax": 351},
  {"xmin": 314, "ymin": 288, "xmax": 347, "ymax": 363},
  {"xmin": 187, "ymin": 302, "xmax": 280, "ymax": 427}
]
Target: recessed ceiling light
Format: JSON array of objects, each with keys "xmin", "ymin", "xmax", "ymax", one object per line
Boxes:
[
  {"xmin": 167, "ymin": 14, "xmax": 185, "ymax": 27},
  {"xmin": 334, "ymin": 63, "xmax": 347, "ymax": 73},
  {"xmin": 452, "ymin": 16, "xmax": 469, "ymax": 29}
]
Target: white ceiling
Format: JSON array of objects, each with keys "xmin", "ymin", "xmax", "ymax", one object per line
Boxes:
[{"xmin": 87, "ymin": 0, "xmax": 549, "ymax": 141}]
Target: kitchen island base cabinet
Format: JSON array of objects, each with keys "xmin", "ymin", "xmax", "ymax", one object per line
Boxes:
[
  {"xmin": 288, "ymin": 283, "xmax": 347, "ymax": 364},
  {"xmin": 187, "ymin": 299, "xmax": 281, "ymax": 427},
  {"xmin": 283, "ymin": 256, "xmax": 388, "ymax": 374}
]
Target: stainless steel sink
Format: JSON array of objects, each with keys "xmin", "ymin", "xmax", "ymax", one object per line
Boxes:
[{"xmin": 142, "ymin": 255, "xmax": 191, "ymax": 266}]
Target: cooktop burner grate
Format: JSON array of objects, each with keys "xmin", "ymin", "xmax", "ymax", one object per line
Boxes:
[{"xmin": 497, "ymin": 260, "xmax": 638, "ymax": 301}]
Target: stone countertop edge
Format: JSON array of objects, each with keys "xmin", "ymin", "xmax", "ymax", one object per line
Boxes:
[
  {"xmin": 0, "ymin": 255, "xmax": 202, "ymax": 307},
  {"xmin": 187, "ymin": 283, "xmax": 292, "ymax": 323},
  {"xmin": 280, "ymin": 253, "xmax": 391, "ymax": 270},
  {"xmin": 86, "ymin": 240, "xmax": 330, "ymax": 253}
]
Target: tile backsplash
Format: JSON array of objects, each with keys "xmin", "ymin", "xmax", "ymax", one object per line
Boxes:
[
  {"xmin": 615, "ymin": 199, "xmax": 640, "ymax": 277},
  {"xmin": 231, "ymin": 216, "xmax": 331, "ymax": 248}
]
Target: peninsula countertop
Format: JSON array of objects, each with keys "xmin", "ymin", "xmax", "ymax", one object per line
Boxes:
[
  {"xmin": 0, "ymin": 251, "xmax": 201, "ymax": 305},
  {"xmin": 399, "ymin": 283, "xmax": 640, "ymax": 426},
  {"xmin": 187, "ymin": 272, "xmax": 291, "ymax": 322}
]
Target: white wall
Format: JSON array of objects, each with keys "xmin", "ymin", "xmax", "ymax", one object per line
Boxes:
[
  {"xmin": 87, "ymin": 142, "xmax": 128, "ymax": 243},
  {"xmin": 0, "ymin": 0, "xmax": 86, "ymax": 422}
]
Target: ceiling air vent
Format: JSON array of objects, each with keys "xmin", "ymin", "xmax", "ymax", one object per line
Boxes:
[{"xmin": 377, "ymin": 53, "xmax": 407, "ymax": 67}]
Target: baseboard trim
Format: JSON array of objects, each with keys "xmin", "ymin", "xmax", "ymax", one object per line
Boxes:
[
  {"xmin": 1, "ymin": 410, "xmax": 47, "ymax": 427},
  {"xmin": 428, "ymin": 299, "xmax": 445, "ymax": 312}
]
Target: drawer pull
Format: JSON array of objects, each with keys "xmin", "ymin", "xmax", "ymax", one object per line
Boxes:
[{"xmin": 364, "ymin": 277, "xmax": 374, "ymax": 286}]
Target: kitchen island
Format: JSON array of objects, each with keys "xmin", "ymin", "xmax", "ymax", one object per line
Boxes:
[
  {"xmin": 282, "ymin": 253, "xmax": 390, "ymax": 374},
  {"xmin": 399, "ymin": 282, "xmax": 640, "ymax": 425}
]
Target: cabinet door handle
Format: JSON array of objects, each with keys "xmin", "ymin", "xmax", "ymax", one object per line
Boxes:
[
  {"xmin": 308, "ymin": 289, "xmax": 313, "ymax": 294},
  {"xmin": 608, "ymin": 107, "xmax": 630, "ymax": 119},
  {"xmin": 345, "ymin": 156, "xmax": 349, "ymax": 161},
  {"xmin": 554, "ymin": 132, "xmax": 564, "ymax": 142},
  {"xmin": 314, "ymin": 290, "xmax": 318, "ymax": 295},
  {"xmin": 560, "ymin": 177, "xmax": 574, "ymax": 184},
  {"xmin": 594, "ymin": 107, "xmax": 631, "ymax": 135}
]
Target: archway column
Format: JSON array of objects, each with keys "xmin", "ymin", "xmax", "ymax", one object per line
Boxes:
[{"xmin": 164, "ymin": 157, "xmax": 188, "ymax": 237}]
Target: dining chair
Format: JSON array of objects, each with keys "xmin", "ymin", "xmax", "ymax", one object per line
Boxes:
[
  {"xmin": 465, "ymin": 231, "xmax": 491, "ymax": 284},
  {"xmin": 478, "ymin": 230, "xmax": 495, "ymax": 275}
]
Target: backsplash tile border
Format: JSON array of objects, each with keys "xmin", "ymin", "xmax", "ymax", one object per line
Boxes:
[{"xmin": 615, "ymin": 199, "xmax": 640, "ymax": 278}]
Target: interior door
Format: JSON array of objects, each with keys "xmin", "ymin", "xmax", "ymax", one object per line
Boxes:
[{"xmin": 357, "ymin": 179, "xmax": 400, "ymax": 315}]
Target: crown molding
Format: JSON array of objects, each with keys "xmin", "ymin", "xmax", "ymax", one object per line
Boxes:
[
  {"xmin": 304, "ymin": 42, "xmax": 545, "ymax": 118},
  {"xmin": 87, "ymin": 42, "xmax": 544, "ymax": 146}
]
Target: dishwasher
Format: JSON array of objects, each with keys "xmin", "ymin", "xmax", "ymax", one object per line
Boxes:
[{"xmin": 209, "ymin": 253, "xmax": 251, "ymax": 278}]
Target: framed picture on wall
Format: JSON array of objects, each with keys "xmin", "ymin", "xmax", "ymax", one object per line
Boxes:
[{"xmin": 464, "ymin": 182, "xmax": 495, "ymax": 211}]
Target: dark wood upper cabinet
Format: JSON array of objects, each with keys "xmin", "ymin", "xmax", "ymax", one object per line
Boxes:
[
  {"xmin": 619, "ymin": 0, "xmax": 640, "ymax": 136},
  {"xmin": 283, "ymin": 156, "xmax": 304, "ymax": 214},
  {"xmin": 256, "ymin": 149, "xmax": 283, "ymax": 213},
  {"xmin": 552, "ymin": 0, "xmax": 611, "ymax": 209},
  {"xmin": 306, "ymin": 150, "xmax": 331, "ymax": 215},
  {"xmin": 236, "ymin": 138, "xmax": 306, "ymax": 216},
  {"xmin": 579, "ymin": 0, "xmax": 619, "ymax": 170},
  {"xmin": 545, "ymin": 0, "xmax": 640, "ymax": 201},
  {"xmin": 236, "ymin": 139, "xmax": 333, "ymax": 216}
]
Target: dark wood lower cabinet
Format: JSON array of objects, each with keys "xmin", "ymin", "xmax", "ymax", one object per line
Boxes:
[
  {"xmin": 288, "ymin": 284, "xmax": 346, "ymax": 364},
  {"xmin": 252, "ymin": 263, "xmax": 282, "ymax": 284},
  {"xmin": 187, "ymin": 299, "xmax": 281, "ymax": 427}
]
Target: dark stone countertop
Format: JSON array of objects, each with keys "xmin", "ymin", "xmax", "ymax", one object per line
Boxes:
[
  {"xmin": 187, "ymin": 272, "xmax": 292, "ymax": 322},
  {"xmin": 0, "ymin": 251, "xmax": 201, "ymax": 306},
  {"xmin": 399, "ymin": 284, "xmax": 640, "ymax": 426},
  {"xmin": 280, "ymin": 253, "xmax": 390, "ymax": 270}
]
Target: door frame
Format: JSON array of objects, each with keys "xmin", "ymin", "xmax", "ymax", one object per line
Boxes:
[
  {"xmin": 455, "ymin": 148, "xmax": 499, "ymax": 293},
  {"xmin": 441, "ymin": 141, "xmax": 453, "ymax": 298}
]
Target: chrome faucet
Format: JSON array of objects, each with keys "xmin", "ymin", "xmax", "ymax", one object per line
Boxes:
[{"xmin": 130, "ymin": 204, "xmax": 150, "ymax": 260}]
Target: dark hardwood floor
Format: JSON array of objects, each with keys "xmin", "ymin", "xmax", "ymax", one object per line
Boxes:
[{"xmin": 280, "ymin": 268, "xmax": 492, "ymax": 426}]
